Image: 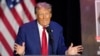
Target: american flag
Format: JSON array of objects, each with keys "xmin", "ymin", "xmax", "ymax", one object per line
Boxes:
[{"xmin": 0, "ymin": 0, "xmax": 36, "ymax": 56}]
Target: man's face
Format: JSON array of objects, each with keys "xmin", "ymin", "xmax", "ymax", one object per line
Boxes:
[{"xmin": 36, "ymin": 7, "xmax": 52, "ymax": 27}]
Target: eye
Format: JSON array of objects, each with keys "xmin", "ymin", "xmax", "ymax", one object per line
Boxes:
[
  {"xmin": 45, "ymin": 13, "xmax": 50, "ymax": 15},
  {"xmin": 38, "ymin": 13, "xmax": 43, "ymax": 16}
]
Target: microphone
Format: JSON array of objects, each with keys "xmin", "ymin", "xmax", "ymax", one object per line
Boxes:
[
  {"xmin": 46, "ymin": 27, "xmax": 53, "ymax": 43},
  {"xmin": 46, "ymin": 27, "xmax": 54, "ymax": 54}
]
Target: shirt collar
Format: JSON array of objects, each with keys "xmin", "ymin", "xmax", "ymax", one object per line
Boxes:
[{"xmin": 37, "ymin": 22, "xmax": 43, "ymax": 30}]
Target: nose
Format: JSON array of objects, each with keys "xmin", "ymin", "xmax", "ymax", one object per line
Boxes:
[{"xmin": 43, "ymin": 14, "xmax": 46, "ymax": 19}]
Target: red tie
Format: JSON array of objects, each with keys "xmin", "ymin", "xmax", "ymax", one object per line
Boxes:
[{"xmin": 41, "ymin": 27, "xmax": 48, "ymax": 55}]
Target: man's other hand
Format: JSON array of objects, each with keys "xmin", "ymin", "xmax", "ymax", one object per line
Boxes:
[
  {"xmin": 65, "ymin": 43, "xmax": 83, "ymax": 55},
  {"xmin": 14, "ymin": 42, "xmax": 25, "ymax": 55}
]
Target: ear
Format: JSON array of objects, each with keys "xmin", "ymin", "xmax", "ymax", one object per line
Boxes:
[
  {"xmin": 50, "ymin": 13, "xmax": 52, "ymax": 18},
  {"xmin": 35, "ymin": 14, "xmax": 37, "ymax": 19},
  {"xmin": 49, "ymin": 9, "xmax": 52, "ymax": 18}
]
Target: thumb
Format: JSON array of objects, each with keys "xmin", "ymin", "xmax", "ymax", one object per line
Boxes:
[
  {"xmin": 70, "ymin": 43, "xmax": 73, "ymax": 47},
  {"xmin": 22, "ymin": 42, "xmax": 25, "ymax": 47}
]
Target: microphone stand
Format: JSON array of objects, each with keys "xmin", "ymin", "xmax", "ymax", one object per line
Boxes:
[{"xmin": 46, "ymin": 27, "xmax": 54, "ymax": 55}]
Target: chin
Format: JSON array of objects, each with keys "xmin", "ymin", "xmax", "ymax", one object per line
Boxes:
[
  {"xmin": 43, "ymin": 23, "xmax": 49, "ymax": 26},
  {"xmin": 43, "ymin": 25, "xmax": 48, "ymax": 27}
]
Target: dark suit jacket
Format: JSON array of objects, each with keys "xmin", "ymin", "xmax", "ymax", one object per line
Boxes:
[{"xmin": 15, "ymin": 20, "xmax": 67, "ymax": 55}]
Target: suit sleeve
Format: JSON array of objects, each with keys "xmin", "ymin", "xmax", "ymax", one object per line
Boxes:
[
  {"xmin": 14, "ymin": 26, "xmax": 26, "ymax": 56},
  {"xmin": 15, "ymin": 26, "xmax": 26, "ymax": 45},
  {"xmin": 56, "ymin": 28, "xmax": 67, "ymax": 55}
]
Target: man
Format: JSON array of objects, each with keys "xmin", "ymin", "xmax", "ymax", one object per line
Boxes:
[{"xmin": 14, "ymin": 2, "xmax": 83, "ymax": 56}]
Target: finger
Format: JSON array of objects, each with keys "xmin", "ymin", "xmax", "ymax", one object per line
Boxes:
[
  {"xmin": 76, "ymin": 48, "xmax": 83, "ymax": 53},
  {"xmin": 14, "ymin": 46, "xmax": 17, "ymax": 49},
  {"xmin": 75, "ymin": 46, "xmax": 83, "ymax": 49},
  {"xmin": 75, "ymin": 45, "xmax": 83, "ymax": 47},
  {"xmin": 22, "ymin": 42, "xmax": 25, "ymax": 47},
  {"xmin": 76, "ymin": 53, "xmax": 81, "ymax": 55},
  {"xmin": 78, "ymin": 49, "xmax": 83, "ymax": 52},
  {"xmin": 70, "ymin": 43, "xmax": 73, "ymax": 47},
  {"xmin": 14, "ymin": 48, "xmax": 17, "ymax": 51},
  {"xmin": 77, "ymin": 47, "xmax": 84, "ymax": 50},
  {"xmin": 14, "ymin": 47, "xmax": 17, "ymax": 51},
  {"xmin": 75, "ymin": 45, "xmax": 82, "ymax": 47},
  {"xmin": 14, "ymin": 45, "xmax": 18, "ymax": 51},
  {"xmin": 15, "ymin": 52, "xmax": 18, "ymax": 54},
  {"xmin": 14, "ymin": 43, "xmax": 19, "ymax": 46},
  {"xmin": 77, "ymin": 46, "xmax": 84, "ymax": 51}
]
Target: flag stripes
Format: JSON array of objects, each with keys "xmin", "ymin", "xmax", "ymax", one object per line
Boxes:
[{"xmin": 0, "ymin": 0, "xmax": 36, "ymax": 56}]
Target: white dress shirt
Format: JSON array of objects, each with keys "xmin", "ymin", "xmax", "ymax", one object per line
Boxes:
[{"xmin": 37, "ymin": 22, "xmax": 49, "ymax": 46}]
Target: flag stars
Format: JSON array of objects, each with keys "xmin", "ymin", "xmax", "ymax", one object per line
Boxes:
[
  {"xmin": 9, "ymin": 0, "xmax": 20, "ymax": 8},
  {"xmin": 16, "ymin": 0, "xmax": 20, "ymax": 3},
  {"xmin": 10, "ymin": 4, "xmax": 13, "ymax": 8},
  {"xmin": 11, "ymin": 0, "xmax": 14, "ymax": 2}
]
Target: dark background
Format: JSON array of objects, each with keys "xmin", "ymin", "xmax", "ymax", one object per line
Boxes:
[{"xmin": 36, "ymin": 0, "xmax": 81, "ymax": 47}]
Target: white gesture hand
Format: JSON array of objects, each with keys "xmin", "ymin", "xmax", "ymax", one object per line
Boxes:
[
  {"xmin": 65, "ymin": 43, "xmax": 83, "ymax": 55},
  {"xmin": 14, "ymin": 42, "xmax": 25, "ymax": 55}
]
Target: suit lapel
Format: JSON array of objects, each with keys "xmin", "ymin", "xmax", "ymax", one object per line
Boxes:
[
  {"xmin": 48, "ymin": 22, "xmax": 56, "ymax": 54},
  {"xmin": 32, "ymin": 20, "xmax": 41, "ymax": 54}
]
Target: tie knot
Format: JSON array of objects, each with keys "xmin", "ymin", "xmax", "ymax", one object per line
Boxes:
[{"xmin": 43, "ymin": 27, "xmax": 46, "ymax": 29}]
